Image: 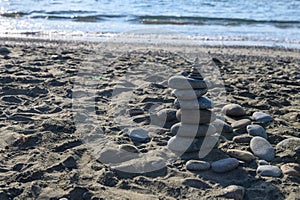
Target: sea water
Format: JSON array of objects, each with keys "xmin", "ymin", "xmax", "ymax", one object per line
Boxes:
[{"xmin": 0, "ymin": 0, "xmax": 299, "ymax": 48}]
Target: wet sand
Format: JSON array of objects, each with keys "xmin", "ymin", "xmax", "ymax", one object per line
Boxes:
[{"xmin": 0, "ymin": 38, "xmax": 299, "ymax": 199}]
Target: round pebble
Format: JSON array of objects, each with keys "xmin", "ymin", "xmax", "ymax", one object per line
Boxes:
[
  {"xmin": 170, "ymin": 122, "xmax": 216, "ymax": 137},
  {"xmin": 250, "ymin": 136, "xmax": 275, "ymax": 161},
  {"xmin": 174, "ymin": 97, "xmax": 213, "ymax": 110},
  {"xmin": 221, "ymin": 104, "xmax": 246, "ymax": 117},
  {"xmin": 280, "ymin": 163, "xmax": 300, "ymax": 177},
  {"xmin": 186, "ymin": 160, "xmax": 210, "ymax": 171},
  {"xmin": 128, "ymin": 128, "xmax": 150, "ymax": 143},
  {"xmin": 171, "ymin": 88, "xmax": 208, "ymax": 100},
  {"xmin": 211, "ymin": 158, "xmax": 239, "ymax": 173},
  {"xmin": 246, "ymin": 124, "xmax": 267, "ymax": 139},
  {"xmin": 257, "ymin": 165, "xmax": 281, "ymax": 177},
  {"xmin": 226, "ymin": 149, "xmax": 255, "ymax": 162},
  {"xmin": 168, "ymin": 76, "xmax": 207, "ymax": 89},
  {"xmin": 252, "ymin": 111, "xmax": 273, "ymax": 125},
  {"xmin": 176, "ymin": 109, "xmax": 216, "ymax": 124}
]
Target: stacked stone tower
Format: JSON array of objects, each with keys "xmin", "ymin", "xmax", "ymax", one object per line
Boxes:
[{"xmin": 167, "ymin": 61, "xmax": 219, "ymax": 156}]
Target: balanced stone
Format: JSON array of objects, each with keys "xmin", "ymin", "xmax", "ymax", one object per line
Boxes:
[
  {"xmin": 231, "ymin": 119, "xmax": 251, "ymax": 130},
  {"xmin": 186, "ymin": 160, "xmax": 210, "ymax": 171},
  {"xmin": 247, "ymin": 124, "xmax": 267, "ymax": 139},
  {"xmin": 257, "ymin": 165, "xmax": 281, "ymax": 177},
  {"xmin": 167, "ymin": 135, "xmax": 219, "ymax": 153},
  {"xmin": 176, "ymin": 109, "xmax": 216, "ymax": 124},
  {"xmin": 211, "ymin": 119, "xmax": 233, "ymax": 133},
  {"xmin": 252, "ymin": 111, "xmax": 273, "ymax": 125},
  {"xmin": 250, "ymin": 136, "xmax": 275, "ymax": 161},
  {"xmin": 211, "ymin": 158, "xmax": 239, "ymax": 173},
  {"xmin": 170, "ymin": 122, "xmax": 216, "ymax": 137},
  {"xmin": 174, "ymin": 96, "xmax": 213, "ymax": 110},
  {"xmin": 168, "ymin": 76, "xmax": 207, "ymax": 89},
  {"xmin": 171, "ymin": 88, "xmax": 208, "ymax": 100},
  {"xmin": 128, "ymin": 128, "xmax": 150, "ymax": 143},
  {"xmin": 221, "ymin": 104, "xmax": 246, "ymax": 117},
  {"xmin": 226, "ymin": 149, "xmax": 255, "ymax": 162},
  {"xmin": 280, "ymin": 163, "xmax": 300, "ymax": 177}
]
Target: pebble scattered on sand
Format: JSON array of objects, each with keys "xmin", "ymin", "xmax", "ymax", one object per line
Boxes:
[
  {"xmin": 221, "ymin": 103, "xmax": 246, "ymax": 117},
  {"xmin": 257, "ymin": 165, "xmax": 281, "ymax": 177},
  {"xmin": 0, "ymin": 47, "xmax": 10, "ymax": 55},
  {"xmin": 211, "ymin": 158, "xmax": 239, "ymax": 173},
  {"xmin": 252, "ymin": 111, "xmax": 274, "ymax": 125},
  {"xmin": 212, "ymin": 119, "xmax": 233, "ymax": 134},
  {"xmin": 280, "ymin": 163, "xmax": 300, "ymax": 177},
  {"xmin": 226, "ymin": 149, "xmax": 255, "ymax": 162},
  {"xmin": 257, "ymin": 160, "xmax": 269, "ymax": 166},
  {"xmin": 247, "ymin": 124, "xmax": 267, "ymax": 139},
  {"xmin": 128, "ymin": 128, "xmax": 150, "ymax": 143},
  {"xmin": 250, "ymin": 136, "xmax": 275, "ymax": 161},
  {"xmin": 186, "ymin": 160, "xmax": 210, "ymax": 171},
  {"xmin": 276, "ymin": 137, "xmax": 300, "ymax": 150},
  {"xmin": 233, "ymin": 134, "xmax": 253, "ymax": 144},
  {"xmin": 231, "ymin": 119, "xmax": 251, "ymax": 130},
  {"xmin": 155, "ymin": 108, "xmax": 177, "ymax": 122},
  {"xmin": 220, "ymin": 185, "xmax": 245, "ymax": 200}
]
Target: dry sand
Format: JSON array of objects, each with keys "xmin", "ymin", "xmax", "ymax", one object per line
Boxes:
[{"xmin": 0, "ymin": 37, "xmax": 299, "ymax": 200}]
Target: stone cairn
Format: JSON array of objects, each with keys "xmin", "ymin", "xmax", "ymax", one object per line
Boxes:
[{"xmin": 167, "ymin": 60, "xmax": 219, "ymax": 156}]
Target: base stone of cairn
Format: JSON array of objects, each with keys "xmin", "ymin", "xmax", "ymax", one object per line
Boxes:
[{"xmin": 167, "ymin": 60, "xmax": 220, "ymax": 156}]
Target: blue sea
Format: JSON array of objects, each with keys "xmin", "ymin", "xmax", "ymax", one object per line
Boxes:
[{"xmin": 0, "ymin": 0, "xmax": 300, "ymax": 48}]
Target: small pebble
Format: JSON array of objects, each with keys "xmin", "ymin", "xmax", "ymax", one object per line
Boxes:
[
  {"xmin": 280, "ymin": 163, "xmax": 300, "ymax": 177},
  {"xmin": 247, "ymin": 124, "xmax": 267, "ymax": 139},
  {"xmin": 250, "ymin": 136, "xmax": 275, "ymax": 161},
  {"xmin": 186, "ymin": 160, "xmax": 210, "ymax": 171},
  {"xmin": 221, "ymin": 104, "xmax": 246, "ymax": 117},
  {"xmin": 155, "ymin": 109, "xmax": 177, "ymax": 122},
  {"xmin": 212, "ymin": 119, "xmax": 233, "ymax": 133},
  {"xmin": 220, "ymin": 185, "xmax": 245, "ymax": 200},
  {"xmin": 233, "ymin": 134, "xmax": 253, "ymax": 144},
  {"xmin": 211, "ymin": 158, "xmax": 239, "ymax": 173},
  {"xmin": 62, "ymin": 156, "xmax": 77, "ymax": 169},
  {"xmin": 257, "ymin": 165, "xmax": 281, "ymax": 177},
  {"xmin": 226, "ymin": 149, "xmax": 255, "ymax": 162},
  {"xmin": 276, "ymin": 137, "xmax": 300, "ymax": 151},
  {"xmin": 0, "ymin": 47, "xmax": 10, "ymax": 55},
  {"xmin": 252, "ymin": 111, "xmax": 273, "ymax": 125},
  {"xmin": 231, "ymin": 119, "xmax": 251, "ymax": 130},
  {"xmin": 257, "ymin": 160, "xmax": 269, "ymax": 166},
  {"xmin": 128, "ymin": 128, "xmax": 150, "ymax": 143}
]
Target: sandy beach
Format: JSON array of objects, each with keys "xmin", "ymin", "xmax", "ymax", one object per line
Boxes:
[{"xmin": 0, "ymin": 37, "xmax": 299, "ymax": 200}]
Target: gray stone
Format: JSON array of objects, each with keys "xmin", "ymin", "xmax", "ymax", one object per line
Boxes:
[
  {"xmin": 167, "ymin": 135, "xmax": 219, "ymax": 153},
  {"xmin": 280, "ymin": 163, "xmax": 300, "ymax": 177},
  {"xmin": 211, "ymin": 119, "xmax": 233, "ymax": 134},
  {"xmin": 171, "ymin": 88, "xmax": 208, "ymax": 100},
  {"xmin": 226, "ymin": 149, "xmax": 255, "ymax": 162},
  {"xmin": 155, "ymin": 109, "xmax": 177, "ymax": 122},
  {"xmin": 276, "ymin": 137, "xmax": 300, "ymax": 151},
  {"xmin": 221, "ymin": 104, "xmax": 246, "ymax": 117},
  {"xmin": 128, "ymin": 128, "xmax": 150, "ymax": 143},
  {"xmin": 174, "ymin": 97, "xmax": 213, "ymax": 110},
  {"xmin": 232, "ymin": 119, "xmax": 251, "ymax": 130},
  {"xmin": 168, "ymin": 76, "xmax": 207, "ymax": 89},
  {"xmin": 233, "ymin": 134, "xmax": 253, "ymax": 144},
  {"xmin": 170, "ymin": 122, "xmax": 216, "ymax": 137},
  {"xmin": 258, "ymin": 160, "xmax": 269, "ymax": 165},
  {"xmin": 0, "ymin": 47, "xmax": 10, "ymax": 55},
  {"xmin": 176, "ymin": 109, "xmax": 216, "ymax": 124},
  {"xmin": 257, "ymin": 165, "xmax": 281, "ymax": 177},
  {"xmin": 247, "ymin": 124, "xmax": 267, "ymax": 139},
  {"xmin": 252, "ymin": 111, "xmax": 274, "ymax": 125},
  {"xmin": 211, "ymin": 158, "xmax": 239, "ymax": 173},
  {"xmin": 186, "ymin": 160, "xmax": 210, "ymax": 171},
  {"xmin": 219, "ymin": 185, "xmax": 245, "ymax": 200},
  {"xmin": 250, "ymin": 136, "xmax": 275, "ymax": 161}
]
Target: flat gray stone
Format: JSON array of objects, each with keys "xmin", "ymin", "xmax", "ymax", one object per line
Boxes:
[
  {"xmin": 128, "ymin": 128, "xmax": 150, "ymax": 143},
  {"xmin": 186, "ymin": 160, "xmax": 210, "ymax": 171},
  {"xmin": 174, "ymin": 96, "xmax": 213, "ymax": 110},
  {"xmin": 232, "ymin": 119, "xmax": 251, "ymax": 130},
  {"xmin": 168, "ymin": 76, "xmax": 207, "ymax": 90},
  {"xmin": 170, "ymin": 122, "xmax": 216, "ymax": 137},
  {"xmin": 221, "ymin": 104, "xmax": 246, "ymax": 117},
  {"xmin": 176, "ymin": 109, "xmax": 216, "ymax": 124},
  {"xmin": 226, "ymin": 149, "xmax": 255, "ymax": 162},
  {"xmin": 233, "ymin": 134, "xmax": 253, "ymax": 144},
  {"xmin": 171, "ymin": 88, "xmax": 208, "ymax": 100},
  {"xmin": 250, "ymin": 136, "xmax": 275, "ymax": 161},
  {"xmin": 211, "ymin": 158, "xmax": 239, "ymax": 173},
  {"xmin": 212, "ymin": 119, "xmax": 233, "ymax": 134},
  {"xmin": 247, "ymin": 124, "xmax": 267, "ymax": 139},
  {"xmin": 252, "ymin": 111, "xmax": 273, "ymax": 125},
  {"xmin": 167, "ymin": 135, "xmax": 219, "ymax": 153},
  {"xmin": 257, "ymin": 165, "xmax": 281, "ymax": 177}
]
